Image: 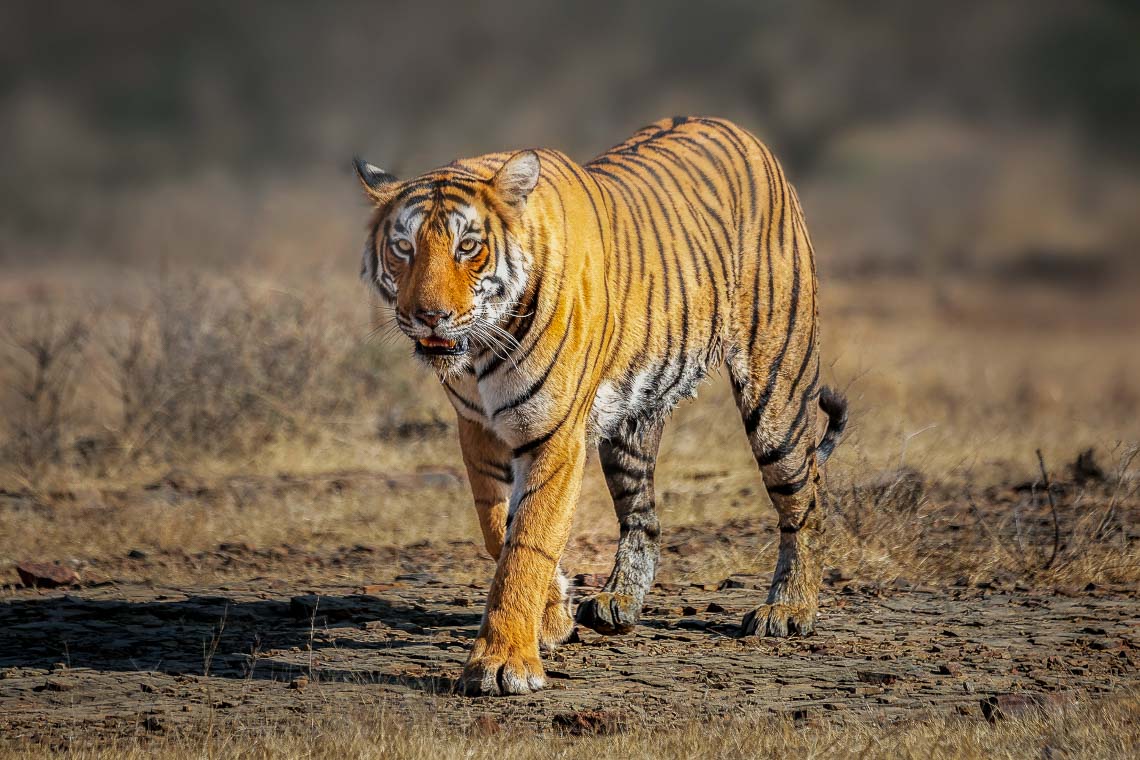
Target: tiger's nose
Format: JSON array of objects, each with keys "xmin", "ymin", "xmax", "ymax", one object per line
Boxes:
[{"xmin": 415, "ymin": 309, "xmax": 452, "ymax": 328}]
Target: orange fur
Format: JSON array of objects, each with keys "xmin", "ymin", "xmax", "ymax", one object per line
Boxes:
[{"xmin": 354, "ymin": 117, "xmax": 846, "ymax": 695}]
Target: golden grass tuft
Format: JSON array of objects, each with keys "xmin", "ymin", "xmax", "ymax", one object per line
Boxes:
[{"xmin": 3, "ymin": 692, "xmax": 1137, "ymax": 759}]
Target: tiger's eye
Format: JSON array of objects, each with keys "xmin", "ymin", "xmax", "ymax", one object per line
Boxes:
[
  {"xmin": 458, "ymin": 238, "xmax": 479, "ymax": 254},
  {"xmin": 393, "ymin": 239, "xmax": 413, "ymax": 255}
]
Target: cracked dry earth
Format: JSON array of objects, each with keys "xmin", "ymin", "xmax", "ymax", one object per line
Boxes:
[{"xmin": 1, "ymin": 475, "xmax": 1138, "ymax": 742}]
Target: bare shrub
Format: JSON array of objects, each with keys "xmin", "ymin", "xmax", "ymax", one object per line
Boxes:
[
  {"xmin": 825, "ymin": 467, "xmax": 931, "ymax": 580},
  {"xmin": 824, "ymin": 446, "xmax": 1140, "ymax": 588},
  {"xmin": 106, "ymin": 276, "xmax": 339, "ymax": 465},
  {"xmin": 0, "ymin": 307, "xmax": 89, "ymax": 487}
]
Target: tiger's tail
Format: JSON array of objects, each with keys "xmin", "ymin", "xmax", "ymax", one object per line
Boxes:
[{"xmin": 816, "ymin": 386, "xmax": 848, "ymax": 466}]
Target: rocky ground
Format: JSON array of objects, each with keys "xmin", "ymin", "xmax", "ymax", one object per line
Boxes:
[{"xmin": 2, "ymin": 506, "xmax": 1137, "ymax": 745}]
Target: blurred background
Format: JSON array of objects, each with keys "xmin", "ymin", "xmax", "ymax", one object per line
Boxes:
[
  {"xmin": 4, "ymin": 0, "xmax": 1140, "ymax": 277},
  {"xmin": 1, "ymin": 1, "xmax": 1137, "ymax": 574}
]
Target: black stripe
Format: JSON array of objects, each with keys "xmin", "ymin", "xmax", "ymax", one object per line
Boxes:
[
  {"xmin": 600, "ymin": 459, "xmax": 650, "ymax": 482},
  {"xmin": 510, "ymin": 361, "xmax": 590, "ymax": 459},
  {"xmin": 491, "ymin": 303, "xmax": 576, "ymax": 418},
  {"xmin": 744, "ymin": 223, "xmax": 802, "ymax": 436},
  {"xmin": 443, "ymin": 383, "xmax": 483, "ymax": 416},
  {"xmin": 609, "ymin": 485, "xmax": 644, "ymax": 504},
  {"xmin": 517, "ymin": 460, "xmax": 566, "ymax": 505},
  {"xmin": 769, "ymin": 473, "xmax": 810, "ymax": 497},
  {"xmin": 778, "ymin": 498, "xmax": 817, "ymax": 531},
  {"xmin": 610, "ymin": 436, "xmax": 656, "ymax": 465},
  {"xmin": 473, "ymin": 460, "xmax": 512, "ymax": 484}
]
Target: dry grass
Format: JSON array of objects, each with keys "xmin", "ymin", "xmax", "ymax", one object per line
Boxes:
[
  {"xmin": 1, "ymin": 269, "xmax": 1137, "ymax": 588},
  {"xmin": 2, "ymin": 692, "xmax": 1137, "ymax": 759}
]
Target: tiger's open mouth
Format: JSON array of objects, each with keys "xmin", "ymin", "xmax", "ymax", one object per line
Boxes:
[{"xmin": 415, "ymin": 335, "xmax": 469, "ymax": 357}]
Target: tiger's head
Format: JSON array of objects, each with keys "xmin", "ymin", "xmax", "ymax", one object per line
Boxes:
[{"xmin": 354, "ymin": 151, "xmax": 539, "ymax": 376}]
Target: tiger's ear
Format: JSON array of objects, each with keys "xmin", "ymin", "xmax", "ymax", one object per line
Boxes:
[
  {"xmin": 491, "ymin": 150, "xmax": 540, "ymax": 207},
  {"xmin": 353, "ymin": 157, "xmax": 399, "ymax": 205}
]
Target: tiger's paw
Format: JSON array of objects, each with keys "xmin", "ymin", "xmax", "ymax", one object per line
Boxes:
[
  {"xmin": 459, "ymin": 640, "xmax": 546, "ymax": 696},
  {"xmin": 575, "ymin": 591, "xmax": 640, "ymax": 635},
  {"xmin": 540, "ymin": 598, "xmax": 577, "ymax": 652},
  {"xmin": 740, "ymin": 602, "xmax": 816, "ymax": 638}
]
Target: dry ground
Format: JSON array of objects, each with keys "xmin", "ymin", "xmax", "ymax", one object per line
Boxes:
[{"xmin": 1, "ymin": 268, "xmax": 1138, "ymax": 757}]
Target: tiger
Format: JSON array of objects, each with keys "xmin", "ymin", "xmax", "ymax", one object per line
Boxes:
[{"xmin": 352, "ymin": 116, "xmax": 848, "ymax": 696}]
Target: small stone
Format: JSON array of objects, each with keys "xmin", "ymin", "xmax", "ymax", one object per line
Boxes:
[
  {"xmin": 358, "ymin": 583, "xmax": 395, "ymax": 595},
  {"xmin": 856, "ymin": 671, "xmax": 898, "ymax": 686},
  {"xmin": 681, "ymin": 605, "xmax": 699, "ymax": 616},
  {"xmin": 706, "ymin": 602, "xmax": 727, "ymax": 613},
  {"xmin": 288, "ymin": 677, "xmax": 309, "ymax": 690},
  {"xmin": 15, "ymin": 562, "xmax": 80, "ymax": 589},
  {"xmin": 980, "ymin": 692, "xmax": 1076, "ymax": 723},
  {"xmin": 127, "ymin": 549, "xmax": 148, "ymax": 560},
  {"xmin": 38, "ymin": 678, "xmax": 76, "ymax": 692},
  {"xmin": 552, "ymin": 710, "xmax": 626, "ymax": 736},
  {"xmin": 394, "ymin": 621, "xmax": 424, "ymax": 633},
  {"xmin": 825, "ymin": 568, "xmax": 853, "ymax": 584},
  {"xmin": 394, "ymin": 572, "xmax": 435, "ymax": 583},
  {"xmin": 938, "ymin": 663, "xmax": 962, "ymax": 677}
]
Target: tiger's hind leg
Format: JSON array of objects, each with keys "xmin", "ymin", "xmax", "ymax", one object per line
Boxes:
[
  {"xmin": 731, "ymin": 363, "xmax": 825, "ymax": 637},
  {"xmin": 576, "ymin": 416, "xmax": 664, "ymax": 635}
]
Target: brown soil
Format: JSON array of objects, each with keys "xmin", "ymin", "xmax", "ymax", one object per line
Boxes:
[{"xmin": 2, "ymin": 476, "xmax": 1138, "ymax": 744}]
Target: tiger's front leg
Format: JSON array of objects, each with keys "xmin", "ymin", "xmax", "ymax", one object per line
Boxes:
[
  {"xmin": 456, "ymin": 417, "xmax": 574, "ymax": 654},
  {"xmin": 460, "ymin": 426, "xmax": 586, "ymax": 696}
]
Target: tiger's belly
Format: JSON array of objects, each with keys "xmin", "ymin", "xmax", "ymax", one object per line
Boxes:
[
  {"xmin": 589, "ymin": 352, "xmax": 712, "ymax": 439},
  {"xmin": 443, "ymin": 350, "xmax": 712, "ymax": 445}
]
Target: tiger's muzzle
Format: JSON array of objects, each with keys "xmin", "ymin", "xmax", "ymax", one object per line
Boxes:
[{"xmin": 415, "ymin": 335, "xmax": 471, "ymax": 357}]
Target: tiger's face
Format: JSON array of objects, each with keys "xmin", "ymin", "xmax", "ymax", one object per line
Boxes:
[{"xmin": 354, "ymin": 151, "xmax": 540, "ymax": 375}]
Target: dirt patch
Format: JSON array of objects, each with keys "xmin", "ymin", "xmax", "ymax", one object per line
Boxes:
[
  {"xmin": 2, "ymin": 559, "xmax": 1138, "ymax": 744},
  {"xmin": 1, "ymin": 468, "xmax": 1137, "ymax": 747}
]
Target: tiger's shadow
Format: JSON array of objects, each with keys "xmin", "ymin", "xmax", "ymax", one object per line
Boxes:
[{"xmin": 0, "ymin": 592, "xmax": 481, "ymax": 693}]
